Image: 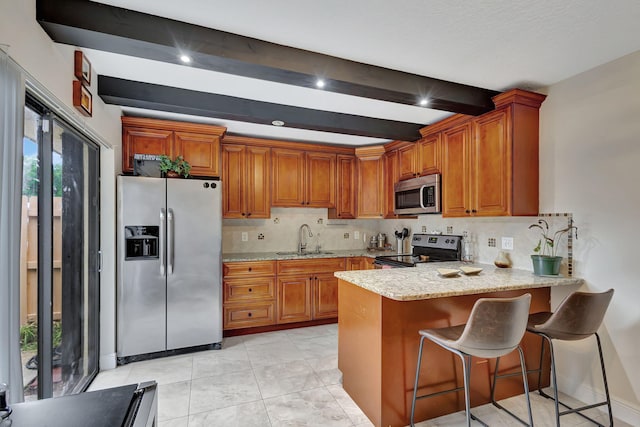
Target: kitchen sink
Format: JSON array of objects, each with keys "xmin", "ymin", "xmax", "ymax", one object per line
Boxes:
[{"xmin": 276, "ymin": 251, "xmax": 334, "ymax": 256}]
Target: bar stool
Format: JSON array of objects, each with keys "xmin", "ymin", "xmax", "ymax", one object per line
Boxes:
[
  {"xmin": 526, "ymin": 289, "xmax": 614, "ymax": 426},
  {"xmin": 410, "ymin": 294, "xmax": 534, "ymax": 427}
]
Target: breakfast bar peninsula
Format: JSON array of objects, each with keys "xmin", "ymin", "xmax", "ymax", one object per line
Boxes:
[{"xmin": 334, "ymin": 263, "xmax": 583, "ymax": 427}]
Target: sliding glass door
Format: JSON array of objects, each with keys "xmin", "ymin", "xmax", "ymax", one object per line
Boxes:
[{"xmin": 20, "ymin": 99, "xmax": 100, "ymax": 399}]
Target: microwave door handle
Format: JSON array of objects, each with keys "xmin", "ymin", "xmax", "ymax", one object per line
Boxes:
[
  {"xmin": 159, "ymin": 209, "xmax": 166, "ymax": 277},
  {"xmin": 419, "ymin": 185, "xmax": 428, "ymax": 209},
  {"xmin": 167, "ymin": 208, "xmax": 174, "ymax": 275}
]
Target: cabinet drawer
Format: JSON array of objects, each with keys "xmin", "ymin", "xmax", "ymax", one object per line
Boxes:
[
  {"xmin": 277, "ymin": 258, "xmax": 346, "ymax": 275},
  {"xmin": 223, "ymin": 302, "xmax": 275, "ymax": 330},
  {"xmin": 223, "ymin": 261, "xmax": 276, "ymax": 278},
  {"xmin": 224, "ymin": 277, "xmax": 275, "ymax": 303}
]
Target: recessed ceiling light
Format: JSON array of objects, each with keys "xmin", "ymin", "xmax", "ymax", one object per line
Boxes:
[
  {"xmin": 272, "ymin": 120, "xmax": 285, "ymax": 127},
  {"xmin": 419, "ymin": 98, "xmax": 429, "ymax": 106},
  {"xmin": 316, "ymin": 79, "xmax": 325, "ymax": 88},
  {"xmin": 179, "ymin": 55, "xmax": 191, "ymax": 63}
]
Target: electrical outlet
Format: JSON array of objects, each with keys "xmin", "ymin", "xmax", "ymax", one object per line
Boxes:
[
  {"xmin": 488, "ymin": 238, "xmax": 496, "ymax": 247},
  {"xmin": 317, "ymin": 218, "xmax": 323, "ymax": 224},
  {"xmin": 257, "ymin": 233, "xmax": 265, "ymax": 240},
  {"xmin": 343, "ymin": 232, "xmax": 349, "ymax": 239},
  {"xmin": 241, "ymin": 232, "xmax": 248, "ymax": 242},
  {"xmin": 354, "ymin": 231, "xmax": 360, "ymax": 240},
  {"xmin": 421, "ymin": 226, "xmax": 427, "ymax": 233},
  {"xmin": 501, "ymin": 237, "xmax": 514, "ymax": 250},
  {"xmin": 446, "ymin": 226, "xmax": 453, "ymax": 234}
]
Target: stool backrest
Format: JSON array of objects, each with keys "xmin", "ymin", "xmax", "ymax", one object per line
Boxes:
[
  {"xmin": 457, "ymin": 294, "xmax": 531, "ymax": 356},
  {"xmin": 533, "ymin": 289, "xmax": 614, "ymax": 340}
]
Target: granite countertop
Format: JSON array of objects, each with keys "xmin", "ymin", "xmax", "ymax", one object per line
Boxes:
[
  {"xmin": 222, "ymin": 249, "xmax": 396, "ymax": 262},
  {"xmin": 334, "ymin": 261, "xmax": 584, "ymax": 301}
]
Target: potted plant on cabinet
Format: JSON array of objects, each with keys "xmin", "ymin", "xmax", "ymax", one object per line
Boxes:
[
  {"xmin": 158, "ymin": 155, "xmax": 191, "ymax": 178},
  {"xmin": 528, "ymin": 219, "xmax": 578, "ymax": 275}
]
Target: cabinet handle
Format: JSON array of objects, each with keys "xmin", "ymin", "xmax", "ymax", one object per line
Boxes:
[
  {"xmin": 248, "ymin": 288, "xmax": 253, "ymax": 292},
  {"xmin": 247, "ymin": 212, "xmax": 251, "ymax": 217},
  {"xmin": 241, "ymin": 213, "xmax": 245, "ymax": 216},
  {"xmin": 465, "ymin": 209, "xmax": 470, "ymax": 214},
  {"xmin": 301, "ymin": 201, "xmax": 305, "ymax": 205},
  {"xmin": 248, "ymin": 267, "xmax": 252, "ymax": 272},
  {"xmin": 248, "ymin": 312, "xmax": 252, "ymax": 318},
  {"xmin": 472, "ymin": 209, "xmax": 477, "ymax": 213}
]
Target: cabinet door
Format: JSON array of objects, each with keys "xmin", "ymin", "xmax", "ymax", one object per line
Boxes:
[
  {"xmin": 223, "ymin": 277, "xmax": 275, "ymax": 303},
  {"xmin": 277, "ymin": 276, "xmax": 312, "ymax": 323},
  {"xmin": 313, "ymin": 273, "xmax": 338, "ymax": 319},
  {"xmin": 346, "ymin": 257, "xmax": 365, "ymax": 270},
  {"xmin": 473, "ymin": 109, "xmax": 511, "ymax": 216},
  {"xmin": 224, "ymin": 302, "xmax": 275, "ymax": 330},
  {"xmin": 330, "ymin": 154, "xmax": 356, "ymax": 219},
  {"xmin": 357, "ymin": 156, "xmax": 384, "ymax": 218},
  {"xmin": 383, "ymin": 150, "xmax": 399, "ymax": 218},
  {"xmin": 122, "ymin": 127, "xmax": 173, "ymax": 173},
  {"xmin": 222, "ymin": 144, "xmax": 246, "ymax": 218},
  {"xmin": 272, "ymin": 148, "xmax": 305, "ymax": 207},
  {"xmin": 417, "ymin": 134, "xmax": 441, "ymax": 175},
  {"xmin": 174, "ymin": 131, "xmax": 220, "ymax": 177},
  {"xmin": 397, "ymin": 144, "xmax": 417, "ymax": 181},
  {"xmin": 442, "ymin": 123, "xmax": 472, "ymax": 217},
  {"xmin": 245, "ymin": 146, "xmax": 271, "ymax": 218},
  {"xmin": 306, "ymin": 151, "xmax": 336, "ymax": 207}
]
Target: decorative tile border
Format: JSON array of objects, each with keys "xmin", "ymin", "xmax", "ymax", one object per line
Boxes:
[{"xmin": 538, "ymin": 213, "xmax": 574, "ymax": 277}]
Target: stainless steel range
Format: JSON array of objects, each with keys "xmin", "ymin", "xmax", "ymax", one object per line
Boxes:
[{"xmin": 374, "ymin": 234, "xmax": 462, "ymax": 268}]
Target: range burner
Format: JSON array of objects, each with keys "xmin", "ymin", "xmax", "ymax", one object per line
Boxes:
[{"xmin": 374, "ymin": 234, "xmax": 462, "ymax": 268}]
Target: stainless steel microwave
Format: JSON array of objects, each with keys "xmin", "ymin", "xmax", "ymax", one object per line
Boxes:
[{"xmin": 394, "ymin": 174, "xmax": 441, "ymax": 215}]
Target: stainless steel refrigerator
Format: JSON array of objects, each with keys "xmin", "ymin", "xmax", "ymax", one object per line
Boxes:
[{"xmin": 116, "ymin": 176, "xmax": 222, "ymax": 362}]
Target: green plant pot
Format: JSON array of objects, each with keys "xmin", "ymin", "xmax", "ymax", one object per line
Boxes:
[{"xmin": 531, "ymin": 255, "xmax": 562, "ymax": 276}]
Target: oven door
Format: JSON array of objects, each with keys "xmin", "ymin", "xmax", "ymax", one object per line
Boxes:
[{"xmin": 394, "ymin": 175, "xmax": 440, "ymax": 215}]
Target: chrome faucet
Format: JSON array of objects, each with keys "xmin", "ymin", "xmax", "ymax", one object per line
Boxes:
[{"xmin": 298, "ymin": 224, "xmax": 313, "ymax": 254}]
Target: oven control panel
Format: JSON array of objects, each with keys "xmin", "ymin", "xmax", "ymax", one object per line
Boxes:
[{"xmin": 411, "ymin": 234, "xmax": 461, "ymax": 250}]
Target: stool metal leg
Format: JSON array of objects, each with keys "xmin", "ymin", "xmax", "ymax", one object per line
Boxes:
[
  {"xmin": 410, "ymin": 336, "xmax": 427, "ymax": 427},
  {"xmin": 532, "ymin": 333, "xmax": 612, "ymax": 427},
  {"xmin": 490, "ymin": 347, "xmax": 534, "ymax": 426}
]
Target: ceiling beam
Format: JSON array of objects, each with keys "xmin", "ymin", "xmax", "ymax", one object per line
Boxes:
[
  {"xmin": 36, "ymin": 0, "xmax": 499, "ymax": 116},
  {"xmin": 98, "ymin": 76, "xmax": 425, "ymax": 141}
]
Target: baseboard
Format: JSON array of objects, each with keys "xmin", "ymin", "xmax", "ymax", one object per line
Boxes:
[
  {"xmin": 99, "ymin": 352, "xmax": 117, "ymax": 370},
  {"xmin": 558, "ymin": 373, "xmax": 640, "ymax": 425}
]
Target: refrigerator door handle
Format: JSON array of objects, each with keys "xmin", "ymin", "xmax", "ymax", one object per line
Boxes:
[
  {"xmin": 167, "ymin": 208, "xmax": 174, "ymax": 275},
  {"xmin": 160, "ymin": 208, "xmax": 166, "ymax": 277}
]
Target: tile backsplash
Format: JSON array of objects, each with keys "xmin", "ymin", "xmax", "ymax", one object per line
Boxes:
[{"xmin": 223, "ymin": 209, "xmax": 575, "ymax": 274}]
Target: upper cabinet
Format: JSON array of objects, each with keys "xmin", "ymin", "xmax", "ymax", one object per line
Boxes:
[
  {"xmin": 356, "ymin": 146, "xmax": 385, "ymax": 218},
  {"xmin": 272, "ymin": 148, "xmax": 336, "ymax": 208},
  {"xmin": 328, "ymin": 154, "xmax": 357, "ymax": 219},
  {"xmin": 417, "ymin": 134, "xmax": 441, "ymax": 176},
  {"xmin": 397, "ymin": 143, "xmax": 418, "ymax": 181},
  {"xmin": 121, "ymin": 117, "xmax": 226, "ymax": 177},
  {"xmin": 222, "ymin": 143, "xmax": 271, "ymax": 219},
  {"xmin": 435, "ymin": 89, "xmax": 546, "ymax": 217},
  {"xmin": 383, "ymin": 150, "xmax": 400, "ymax": 219}
]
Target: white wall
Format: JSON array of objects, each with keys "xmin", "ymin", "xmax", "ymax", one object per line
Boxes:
[
  {"xmin": 539, "ymin": 50, "xmax": 640, "ymax": 422},
  {"xmin": 0, "ymin": 1, "xmax": 121, "ymax": 369}
]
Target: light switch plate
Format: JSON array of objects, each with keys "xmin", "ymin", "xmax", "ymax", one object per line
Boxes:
[
  {"xmin": 354, "ymin": 231, "xmax": 360, "ymax": 240},
  {"xmin": 501, "ymin": 237, "xmax": 514, "ymax": 250},
  {"xmin": 241, "ymin": 232, "xmax": 248, "ymax": 242}
]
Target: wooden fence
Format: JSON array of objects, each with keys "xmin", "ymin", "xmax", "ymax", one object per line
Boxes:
[{"xmin": 20, "ymin": 196, "xmax": 62, "ymax": 325}]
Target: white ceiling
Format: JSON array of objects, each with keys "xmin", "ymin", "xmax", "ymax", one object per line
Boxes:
[{"xmin": 89, "ymin": 0, "xmax": 640, "ymax": 146}]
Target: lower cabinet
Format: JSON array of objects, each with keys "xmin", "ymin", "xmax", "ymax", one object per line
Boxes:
[
  {"xmin": 346, "ymin": 256, "xmax": 375, "ymax": 270},
  {"xmin": 223, "ymin": 257, "xmax": 349, "ymax": 331},
  {"xmin": 222, "ymin": 261, "xmax": 276, "ymax": 330},
  {"xmin": 276, "ymin": 258, "xmax": 346, "ymax": 325}
]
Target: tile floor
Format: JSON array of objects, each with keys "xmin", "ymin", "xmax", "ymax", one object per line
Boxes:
[{"xmin": 89, "ymin": 324, "xmax": 627, "ymax": 426}]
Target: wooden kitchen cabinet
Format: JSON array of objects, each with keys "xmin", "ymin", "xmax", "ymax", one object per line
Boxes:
[
  {"xmin": 271, "ymin": 148, "xmax": 336, "ymax": 207},
  {"xmin": 222, "ymin": 144, "xmax": 271, "ymax": 219},
  {"xmin": 397, "ymin": 143, "xmax": 418, "ymax": 181},
  {"xmin": 356, "ymin": 146, "xmax": 385, "ymax": 218},
  {"xmin": 417, "ymin": 133, "xmax": 441, "ymax": 175},
  {"xmin": 277, "ymin": 258, "xmax": 345, "ymax": 324},
  {"xmin": 440, "ymin": 89, "xmax": 545, "ymax": 217},
  {"xmin": 222, "ymin": 260, "xmax": 276, "ymax": 330},
  {"xmin": 383, "ymin": 150, "xmax": 400, "ymax": 218},
  {"xmin": 346, "ymin": 256, "xmax": 374, "ymax": 270},
  {"xmin": 121, "ymin": 117, "xmax": 225, "ymax": 176},
  {"xmin": 328, "ymin": 154, "xmax": 357, "ymax": 219}
]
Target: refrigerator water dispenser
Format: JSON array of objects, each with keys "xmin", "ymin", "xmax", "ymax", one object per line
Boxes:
[{"xmin": 125, "ymin": 226, "xmax": 159, "ymax": 259}]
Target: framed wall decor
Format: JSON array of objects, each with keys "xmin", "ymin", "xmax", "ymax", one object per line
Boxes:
[
  {"xmin": 73, "ymin": 80, "xmax": 92, "ymax": 117},
  {"xmin": 74, "ymin": 50, "xmax": 91, "ymax": 85}
]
